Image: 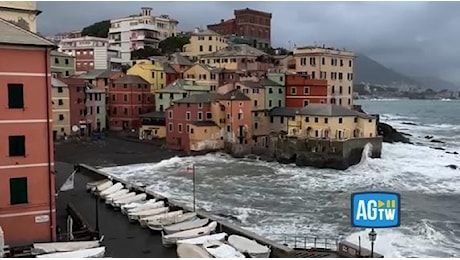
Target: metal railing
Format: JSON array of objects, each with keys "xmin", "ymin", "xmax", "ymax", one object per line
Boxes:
[{"xmin": 272, "ymin": 235, "xmax": 341, "ymax": 251}]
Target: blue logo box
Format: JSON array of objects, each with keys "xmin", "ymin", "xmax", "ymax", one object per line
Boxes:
[{"xmin": 351, "ymin": 192, "xmax": 401, "ymax": 228}]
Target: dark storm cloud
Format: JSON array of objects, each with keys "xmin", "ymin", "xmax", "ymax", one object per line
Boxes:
[{"xmin": 37, "ymin": 1, "xmax": 460, "ymax": 83}]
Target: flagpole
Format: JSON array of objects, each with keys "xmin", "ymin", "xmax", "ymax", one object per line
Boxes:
[{"xmin": 193, "ymin": 164, "xmax": 196, "ymax": 212}]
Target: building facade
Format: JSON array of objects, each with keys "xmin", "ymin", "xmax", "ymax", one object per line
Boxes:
[
  {"xmin": 0, "ymin": 1, "xmax": 41, "ymax": 32},
  {"xmin": 139, "ymin": 111, "xmax": 166, "ymax": 140},
  {"xmin": 293, "ymin": 46, "xmax": 355, "ymax": 108},
  {"xmin": 59, "ymin": 77, "xmax": 89, "ymax": 136},
  {"xmin": 51, "ymin": 78, "xmax": 71, "ymax": 140},
  {"xmin": 219, "ymin": 89, "xmax": 253, "ymax": 144},
  {"xmin": 59, "ymin": 36, "xmax": 112, "ymax": 74},
  {"xmin": 181, "ymin": 29, "xmax": 228, "ymax": 61},
  {"xmin": 108, "ymin": 7, "xmax": 178, "ymax": 65},
  {"xmin": 207, "ymin": 8, "xmax": 272, "ymax": 49},
  {"xmin": 262, "ymin": 75, "xmax": 285, "ymax": 110},
  {"xmin": 128, "ymin": 59, "xmax": 166, "ymax": 92},
  {"xmin": 108, "ymin": 75, "xmax": 154, "ymax": 130},
  {"xmin": 0, "ymin": 19, "xmax": 56, "ymax": 245},
  {"xmin": 155, "ymin": 79, "xmax": 210, "ymax": 112},
  {"xmin": 285, "ymin": 74, "xmax": 328, "ymax": 108},
  {"xmin": 50, "ymin": 50, "xmax": 75, "ymax": 78}
]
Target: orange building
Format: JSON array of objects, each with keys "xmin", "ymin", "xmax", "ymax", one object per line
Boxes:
[
  {"xmin": 285, "ymin": 74, "xmax": 328, "ymax": 108},
  {"xmin": 0, "ymin": 19, "xmax": 56, "ymax": 245}
]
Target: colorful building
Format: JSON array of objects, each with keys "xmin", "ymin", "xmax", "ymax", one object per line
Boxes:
[
  {"xmin": 155, "ymin": 79, "xmax": 210, "ymax": 112},
  {"xmin": 78, "ymin": 69, "xmax": 125, "ymax": 91},
  {"xmin": 128, "ymin": 59, "xmax": 166, "ymax": 92},
  {"xmin": 293, "ymin": 46, "xmax": 355, "ymax": 108},
  {"xmin": 181, "ymin": 29, "xmax": 228, "ymax": 61},
  {"xmin": 51, "ymin": 78, "xmax": 71, "ymax": 140},
  {"xmin": 108, "ymin": 75, "xmax": 154, "ymax": 130},
  {"xmin": 262, "ymin": 74, "xmax": 285, "ymax": 110},
  {"xmin": 268, "ymin": 107, "xmax": 298, "ymax": 134},
  {"xmin": 150, "ymin": 53, "xmax": 194, "ymax": 75},
  {"xmin": 207, "ymin": 8, "xmax": 272, "ymax": 49},
  {"xmin": 285, "ymin": 74, "xmax": 328, "ymax": 108},
  {"xmin": 199, "ymin": 44, "xmax": 272, "ymax": 75},
  {"xmin": 165, "ymin": 93, "xmax": 223, "ymax": 152},
  {"xmin": 183, "ymin": 64, "xmax": 221, "ymax": 91},
  {"xmin": 50, "ymin": 50, "xmax": 75, "ymax": 78},
  {"xmin": 85, "ymin": 88, "xmax": 107, "ymax": 132},
  {"xmin": 286, "ymin": 104, "xmax": 377, "ymax": 139},
  {"xmin": 59, "ymin": 77, "xmax": 90, "ymax": 136},
  {"xmin": 219, "ymin": 89, "xmax": 253, "ymax": 144},
  {"xmin": 0, "ymin": 19, "xmax": 56, "ymax": 245},
  {"xmin": 139, "ymin": 111, "xmax": 166, "ymax": 140}
]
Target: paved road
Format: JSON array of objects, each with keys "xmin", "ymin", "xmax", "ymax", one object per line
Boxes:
[{"xmin": 55, "ymin": 161, "xmax": 177, "ymax": 258}]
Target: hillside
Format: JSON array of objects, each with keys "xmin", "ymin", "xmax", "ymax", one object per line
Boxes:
[
  {"xmin": 412, "ymin": 76, "xmax": 460, "ymax": 91},
  {"xmin": 354, "ymin": 53, "xmax": 421, "ymax": 87}
]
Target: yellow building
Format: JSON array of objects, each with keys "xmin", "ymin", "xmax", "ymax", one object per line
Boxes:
[
  {"xmin": 286, "ymin": 104, "xmax": 377, "ymax": 140},
  {"xmin": 199, "ymin": 44, "xmax": 268, "ymax": 71},
  {"xmin": 127, "ymin": 58, "xmax": 166, "ymax": 92},
  {"xmin": 139, "ymin": 112, "xmax": 166, "ymax": 140},
  {"xmin": 293, "ymin": 46, "xmax": 355, "ymax": 108},
  {"xmin": 0, "ymin": 1, "xmax": 41, "ymax": 32},
  {"xmin": 181, "ymin": 28, "xmax": 228, "ymax": 62},
  {"xmin": 183, "ymin": 64, "xmax": 220, "ymax": 91},
  {"xmin": 189, "ymin": 121, "xmax": 224, "ymax": 151},
  {"xmin": 51, "ymin": 78, "xmax": 71, "ymax": 140}
]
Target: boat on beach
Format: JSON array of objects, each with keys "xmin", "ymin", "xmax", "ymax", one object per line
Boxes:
[
  {"xmin": 139, "ymin": 210, "xmax": 183, "ymax": 228},
  {"xmin": 36, "ymin": 246, "xmax": 106, "ymax": 258},
  {"xmin": 147, "ymin": 212, "xmax": 197, "ymax": 231},
  {"xmin": 227, "ymin": 234, "xmax": 271, "ymax": 258},
  {"xmin": 163, "ymin": 218, "xmax": 209, "ymax": 235},
  {"xmin": 31, "ymin": 241, "xmax": 101, "ymax": 255},
  {"xmin": 203, "ymin": 240, "xmax": 245, "ymax": 258},
  {"xmin": 121, "ymin": 199, "xmax": 157, "ymax": 214},
  {"xmin": 176, "ymin": 244, "xmax": 212, "ymax": 258},
  {"xmin": 126, "ymin": 201, "xmax": 165, "ymax": 215},
  {"xmin": 113, "ymin": 193, "xmax": 147, "ymax": 208},
  {"xmin": 127, "ymin": 206, "xmax": 169, "ymax": 222},
  {"xmin": 99, "ymin": 183, "xmax": 123, "ymax": 198},
  {"xmin": 177, "ymin": 233, "xmax": 227, "ymax": 245},
  {"xmin": 103, "ymin": 189, "xmax": 129, "ymax": 203},
  {"xmin": 162, "ymin": 221, "xmax": 217, "ymax": 247},
  {"xmin": 106, "ymin": 192, "xmax": 135, "ymax": 205}
]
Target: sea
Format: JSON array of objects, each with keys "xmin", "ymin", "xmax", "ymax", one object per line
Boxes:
[{"xmin": 100, "ymin": 99, "xmax": 460, "ymax": 258}]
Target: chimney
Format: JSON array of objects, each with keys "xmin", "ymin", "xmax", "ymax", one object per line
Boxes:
[
  {"xmin": 194, "ymin": 27, "xmax": 200, "ymax": 33},
  {"xmin": 221, "ymin": 19, "xmax": 224, "ymax": 23},
  {"xmin": 141, "ymin": 7, "xmax": 152, "ymax": 16}
]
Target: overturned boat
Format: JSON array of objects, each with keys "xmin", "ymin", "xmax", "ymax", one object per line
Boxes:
[
  {"xmin": 228, "ymin": 234, "xmax": 271, "ymax": 258},
  {"xmin": 203, "ymin": 240, "xmax": 245, "ymax": 258},
  {"xmin": 99, "ymin": 183, "xmax": 123, "ymax": 198},
  {"xmin": 106, "ymin": 192, "xmax": 136, "ymax": 205},
  {"xmin": 126, "ymin": 201, "xmax": 164, "ymax": 216},
  {"xmin": 127, "ymin": 207, "xmax": 169, "ymax": 222},
  {"xmin": 104, "ymin": 189, "xmax": 129, "ymax": 203},
  {"xmin": 162, "ymin": 221, "xmax": 217, "ymax": 247},
  {"xmin": 139, "ymin": 210, "xmax": 183, "ymax": 228},
  {"xmin": 177, "ymin": 233, "xmax": 227, "ymax": 245},
  {"xmin": 163, "ymin": 218, "xmax": 209, "ymax": 235},
  {"xmin": 147, "ymin": 212, "xmax": 197, "ymax": 231},
  {"xmin": 93, "ymin": 180, "xmax": 113, "ymax": 193},
  {"xmin": 36, "ymin": 246, "xmax": 106, "ymax": 258},
  {"xmin": 86, "ymin": 180, "xmax": 109, "ymax": 192},
  {"xmin": 176, "ymin": 244, "xmax": 212, "ymax": 258},
  {"xmin": 113, "ymin": 193, "xmax": 147, "ymax": 208},
  {"xmin": 121, "ymin": 199, "xmax": 157, "ymax": 215},
  {"xmin": 31, "ymin": 240, "xmax": 101, "ymax": 255}
]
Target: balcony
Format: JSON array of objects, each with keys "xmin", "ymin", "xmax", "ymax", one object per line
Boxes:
[{"xmin": 130, "ymin": 35, "xmax": 145, "ymax": 41}]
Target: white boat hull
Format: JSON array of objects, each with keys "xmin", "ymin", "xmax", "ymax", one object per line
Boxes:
[
  {"xmin": 147, "ymin": 212, "xmax": 197, "ymax": 231},
  {"xmin": 99, "ymin": 183, "xmax": 123, "ymax": 198},
  {"xmin": 36, "ymin": 246, "xmax": 106, "ymax": 258},
  {"xmin": 177, "ymin": 244, "xmax": 212, "ymax": 258},
  {"xmin": 177, "ymin": 233, "xmax": 227, "ymax": 245},
  {"xmin": 121, "ymin": 199, "xmax": 156, "ymax": 215},
  {"xmin": 163, "ymin": 218, "xmax": 209, "ymax": 235},
  {"xmin": 128, "ymin": 207, "xmax": 169, "ymax": 222},
  {"xmin": 139, "ymin": 210, "xmax": 183, "ymax": 228},
  {"xmin": 107, "ymin": 192, "xmax": 136, "ymax": 206},
  {"xmin": 126, "ymin": 201, "xmax": 164, "ymax": 216},
  {"xmin": 32, "ymin": 241, "xmax": 100, "ymax": 255},
  {"xmin": 203, "ymin": 240, "xmax": 245, "ymax": 258},
  {"xmin": 162, "ymin": 221, "xmax": 217, "ymax": 247},
  {"xmin": 227, "ymin": 235, "xmax": 271, "ymax": 258},
  {"xmin": 113, "ymin": 194, "xmax": 147, "ymax": 208}
]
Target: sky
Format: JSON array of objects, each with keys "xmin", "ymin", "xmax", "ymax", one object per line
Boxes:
[{"xmin": 37, "ymin": 1, "xmax": 460, "ymax": 84}]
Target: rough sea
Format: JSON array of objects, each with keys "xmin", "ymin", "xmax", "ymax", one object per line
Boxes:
[{"xmin": 100, "ymin": 99, "xmax": 460, "ymax": 258}]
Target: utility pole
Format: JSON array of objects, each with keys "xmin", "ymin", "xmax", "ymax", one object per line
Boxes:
[{"xmin": 193, "ymin": 164, "xmax": 196, "ymax": 212}]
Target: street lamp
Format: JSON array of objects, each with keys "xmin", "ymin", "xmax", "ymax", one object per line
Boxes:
[{"xmin": 368, "ymin": 228, "xmax": 377, "ymax": 258}]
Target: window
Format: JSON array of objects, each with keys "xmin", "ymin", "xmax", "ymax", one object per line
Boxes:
[
  {"xmin": 238, "ymin": 113, "xmax": 242, "ymax": 120},
  {"xmin": 124, "ymin": 108, "xmax": 128, "ymax": 114},
  {"xmin": 54, "ymin": 58, "xmax": 59, "ymax": 64},
  {"xmin": 191, "ymin": 128, "xmax": 194, "ymax": 134},
  {"xmin": 354, "ymin": 117, "xmax": 358, "ymax": 123},
  {"xmin": 278, "ymin": 88, "xmax": 283, "ymax": 94},
  {"xmin": 208, "ymin": 45, "xmax": 212, "ymax": 52},
  {"xmin": 178, "ymin": 123, "xmax": 183, "ymax": 133},
  {"xmin": 124, "ymin": 95, "xmax": 128, "ymax": 101},
  {"xmin": 269, "ymin": 100, "xmax": 272, "ymax": 107},
  {"xmin": 138, "ymin": 94, "xmax": 141, "ymax": 101},
  {"xmin": 59, "ymin": 114, "xmax": 64, "ymax": 120},
  {"xmin": 254, "ymin": 100, "xmax": 258, "ymax": 107},
  {"xmin": 348, "ymin": 86, "xmax": 352, "ymax": 94},
  {"xmin": 339, "ymin": 98, "xmax": 342, "ymax": 105},
  {"xmin": 186, "ymin": 124, "xmax": 190, "ymax": 133},
  {"xmin": 10, "ymin": 177, "xmax": 28, "ymax": 205},
  {"xmin": 278, "ymin": 100, "xmax": 282, "ymax": 107},
  {"xmin": 305, "ymin": 117, "xmax": 309, "ymax": 122},
  {"xmin": 349, "ymin": 60, "xmax": 352, "ymax": 67},
  {"xmin": 324, "ymin": 118, "xmax": 328, "ymax": 123},
  {"xmin": 199, "ymin": 45, "xmax": 203, "ymax": 52},
  {"xmin": 369, "ymin": 119, "xmax": 373, "ymax": 123},
  {"xmin": 112, "ymin": 95, "xmax": 115, "ymax": 101},
  {"xmin": 198, "ymin": 103, "xmax": 203, "ymax": 108},
  {"xmin": 138, "ymin": 107, "xmax": 141, "ymax": 114},
  {"xmin": 8, "ymin": 84, "xmax": 24, "ymax": 108},
  {"xmin": 168, "ymin": 123, "xmax": 173, "ymax": 132},
  {"xmin": 206, "ymin": 112, "xmax": 212, "ymax": 119},
  {"xmin": 291, "ymin": 87, "xmax": 296, "ymax": 95},
  {"xmin": 65, "ymin": 59, "xmax": 69, "ymax": 65},
  {"xmin": 168, "ymin": 110, "xmax": 173, "ymax": 119},
  {"xmin": 159, "ymin": 93, "xmax": 163, "ymax": 99},
  {"xmin": 339, "ymin": 86, "xmax": 343, "ymax": 94},
  {"xmin": 304, "ymin": 87, "xmax": 309, "ymax": 94},
  {"xmin": 269, "ymin": 88, "xmax": 273, "ymax": 94},
  {"xmin": 186, "ymin": 112, "xmax": 191, "ymax": 120},
  {"xmin": 58, "ymin": 99, "xmax": 64, "ymax": 106},
  {"xmin": 227, "ymin": 125, "xmax": 231, "ymax": 132},
  {"xmin": 113, "ymin": 107, "xmax": 117, "ymax": 115},
  {"xmin": 303, "ymin": 100, "xmax": 309, "ymax": 107},
  {"xmin": 159, "ymin": 105, "xmax": 164, "ymax": 111},
  {"xmin": 322, "ymin": 57, "xmax": 325, "ymax": 65},
  {"xmin": 348, "ymin": 98, "xmax": 351, "ymax": 105},
  {"xmin": 124, "ymin": 84, "xmax": 127, "ymax": 88},
  {"xmin": 311, "ymin": 71, "xmax": 315, "ymax": 79},
  {"xmin": 339, "ymin": 73, "xmax": 343, "ymax": 80},
  {"xmin": 314, "ymin": 117, "xmax": 318, "ymax": 123},
  {"xmin": 339, "ymin": 118, "xmax": 343, "ymax": 124},
  {"xmin": 280, "ymin": 117, "xmax": 284, "ymax": 124},
  {"xmin": 97, "ymin": 106, "xmax": 100, "ymax": 114},
  {"xmin": 332, "ymin": 86, "xmax": 335, "ymax": 94},
  {"xmin": 152, "ymin": 72, "xmax": 155, "ymax": 78},
  {"xmin": 9, "ymin": 135, "xmax": 25, "ymax": 157},
  {"xmin": 198, "ymin": 112, "xmax": 203, "ymax": 120},
  {"xmin": 270, "ymin": 116, "xmax": 274, "ymax": 123},
  {"xmin": 254, "ymin": 122, "xmax": 258, "ymax": 129}
]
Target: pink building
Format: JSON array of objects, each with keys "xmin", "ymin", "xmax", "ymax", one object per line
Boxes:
[
  {"xmin": 219, "ymin": 89, "xmax": 253, "ymax": 144},
  {"xmin": 0, "ymin": 19, "xmax": 56, "ymax": 245}
]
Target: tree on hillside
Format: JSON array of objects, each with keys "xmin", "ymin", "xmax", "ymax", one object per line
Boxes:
[
  {"xmin": 158, "ymin": 36, "xmax": 190, "ymax": 54},
  {"xmin": 81, "ymin": 20, "xmax": 110, "ymax": 38},
  {"xmin": 131, "ymin": 46, "xmax": 162, "ymax": 60}
]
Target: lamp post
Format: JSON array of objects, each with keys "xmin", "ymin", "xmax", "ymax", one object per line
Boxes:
[{"xmin": 368, "ymin": 228, "xmax": 377, "ymax": 258}]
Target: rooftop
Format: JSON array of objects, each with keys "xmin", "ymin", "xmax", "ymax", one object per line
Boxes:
[
  {"xmin": 140, "ymin": 111, "xmax": 166, "ymax": 119},
  {"xmin": 51, "ymin": 50, "xmax": 74, "ymax": 57},
  {"xmin": 296, "ymin": 104, "xmax": 375, "ymax": 119},
  {"xmin": 239, "ymin": 80, "xmax": 264, "ymax": 89},
  {"xmin": 220, "ymin": 89, "xmax": 251, "ymax": 101},
  {"xmin": 113, "ymin": 75, "xmax": 149, "ymax": 85},
  {"xmin": 77, "ymin": 69, "xmax": 114, "ymax": 80},
  {"xmin": 0, "ymin": 18, "xmax": 55, "ymax": 47},
  {"xmin": 51, "ymin": 77, "xmax": 68, "ymax": 88},
  {"xmin": 149, "ymin": 53, "xmax": 193, "ymax": 66},
  {"xmin": 201, "ymin": 44, "xmax": 269, "ymax": 58},
  {"xmin": 260, "ymin": 78, "xmax": 283, "ymax": 87},
  {"xmin": 192, "ymin": 28, "xmax": 221, "ymax": 37},
  {"xmin": 175, "ymin": 92, "xmax": 222, "ymax": 104}
]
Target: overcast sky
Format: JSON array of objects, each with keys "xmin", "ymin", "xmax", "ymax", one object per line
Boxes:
[{"xmin": 37, "ymin": 1, "xmax": 460, "ymax": 84}]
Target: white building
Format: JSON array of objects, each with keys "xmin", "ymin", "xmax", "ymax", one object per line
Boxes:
[
  {"xmin": 59, "ymin": 36, "xmax": 116, "ymax": 74},
  {"xmin": 108, "ymin": 7, "xmax": 179, "ymax": 66}
]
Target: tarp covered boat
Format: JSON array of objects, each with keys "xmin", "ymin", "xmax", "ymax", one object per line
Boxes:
[
  {"xmin": 162, "ymin": 221, "xmax": 217, "ymax": 247},
  {"xmin": 176, "ymin": 244, "xmax": 212, "ymax": 258},
  {"xmin": 163, "ymin": 218, "xmax": 209, "ymax": 235},
  {"xmin": 227, "ymin": 234, "xmax": 271, "ymax": 258},
  {"xmin": 36, "ymin": 246, "xmax": 106, "ymax": 258},
  {"xmin": 147, "ymin": 212, "xmax": 197, "ymax": 231},
  {"xmin": 203, "ymin": 240, "xmax": 245, "ymax": 258},
  {"xmin": 31, "ymin": 241, "xmax": 101, "ymax": 255}
]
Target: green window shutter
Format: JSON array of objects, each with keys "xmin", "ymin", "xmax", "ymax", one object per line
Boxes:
[
  {"xmin": 8, "ymin": 84, "xmax": 24, "ymax": 109},
  {"xmin": 8, "ymin": 135, "xmax": 26, "ymax": 156},
  {"xmin": 10, "ymin": 177, "xmax": 28, "ymax": 205}
]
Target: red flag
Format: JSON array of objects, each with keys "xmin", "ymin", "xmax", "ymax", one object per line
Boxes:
[{"xmin": 186, "ymin": 164, "xmax": 194, "ymax": 174}]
